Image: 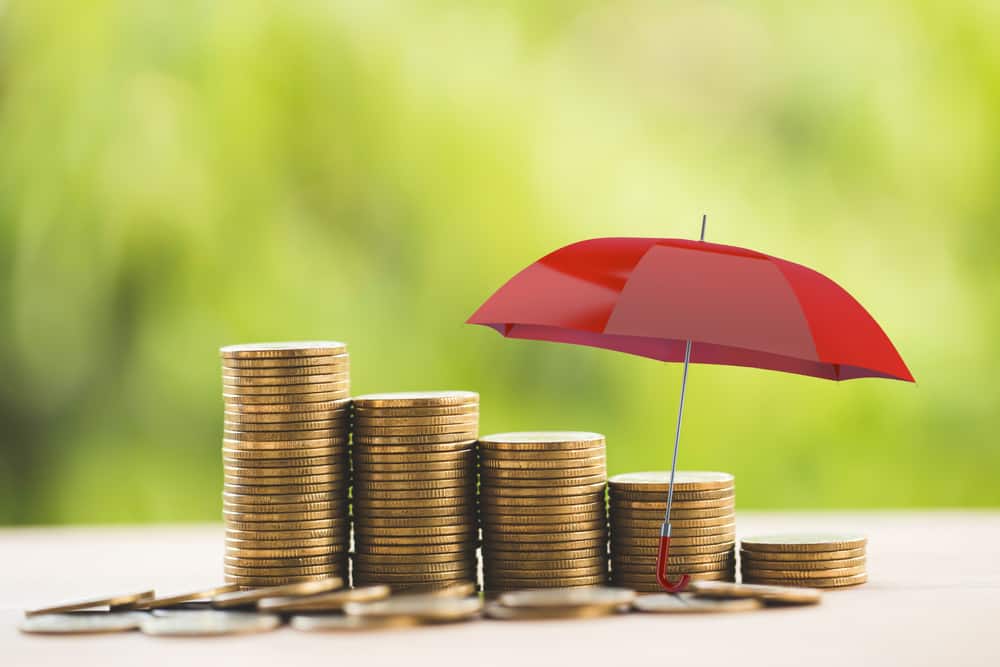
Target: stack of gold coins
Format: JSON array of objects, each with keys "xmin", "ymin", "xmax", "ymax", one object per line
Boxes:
[
  {"xmin": 220, "ymin": 342, "xmax": 352, "ymax": 589},
  {"xmin": 350, "ymin": 392, "xmax": 479, "ymax": 591},
  {"xmin": 740, "ymin": 533, "xmax": 867, "ymax": 589},
  {"xmin": 609, "ymin": 471, "xmax": 735, "ymax": 592},
  {"xmin": 478, "ymin": 432, "xmax": 608, "ymax": 593}
]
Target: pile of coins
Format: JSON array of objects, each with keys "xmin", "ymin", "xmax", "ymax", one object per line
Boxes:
[
  {"xmin": 740, "ymin": 533, "xmax": 868, "ymax": 589},
  {"xmin": 609, "ymin": 471, "xmax": 736, "ymax": 591},
  {"xmin": 479, "ymin": 432, "xmax": 609, "ymax": 593},
  {"xmin": 221, "ymin": 342, "xmax": 352, "ymax": 589},
  {"xmin": 350, "ymin": 392, "xmax": 480, "ymax": 591}
]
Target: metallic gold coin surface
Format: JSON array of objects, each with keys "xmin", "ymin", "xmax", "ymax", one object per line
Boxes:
[
  {"xmin": 612, "ymin": 522, "xmax": 734, "ymax": 538},
  {"xmin": 484, "ymin": 519, "xmax": 607, "ymax": 534},
  {"xmin": 633, "ymin": 593, "xmax": 761, "ymax": 614},
  {"xmin": 222, "ymin": 363, "xmax": 348, "ymax": 378},
  {"xmin": 225, "ymin": 382, "xmax": 351, "ymax": 398},
  {"xmin": 212, "ymin": 577, "xmax": 342, "ymax": 608},
  {"xmin": 742, "ymin": 556, "xmax": 866, "ymax": 572},
  {"xmin": 484, "ymin": 602, "xmax": 619, "ymax": 621},
  {"xmin": 484, "ymin": 547, "xmax": 606, "ymax": 562},
  {"xmin": 357, "ymin": 515, "xmax": 478, "ymax": 529},
  {"xmin": 486, "ymin": 565, "xmax": 607, "ymax": 579},
  {"xmin": 224, "ymin": 535, "xmax": 344, "ymax": 549},
  {"xmin": 26, "ymin": 590, "xmax": 155, "ymax": 616},
  {"xmin": 223, "ymin": 373, "xmax": 349, "ymax": 388},
  {"xmin": 478, "ymin": 431, "xmax": 604, "ymax": 451},
  {"xmin": 479, "ymin": 466, "xmax": 607, "ymax": 481},
  {"xmin": 354, "ymin": 415, "xmax": 479, "ymax": 427},
  {"xmin": 485, "ymin": 537, "xmax": 606, "ymax": 552},
  {"xmin": 609, "ymin": 505, "xmax": 733, "ymax": 520},
  {"xmin": 498, "ymin": 586, "xmax": 634, "ymax": 609},
  {"xmin": 740, "ymin": 533, "xmax": 868, "ymax": 553},
  {"xmin": 354, "ymin": 497, "xmax": 476, "ymax": 510},
  {"xmin": 344, "ymin": 593, "xmax": 482, "ymax": 622},
  {"xmin": 485, "ymin": 528, "xmax": 606, "ymax": 543},
  {"xmin": 355, "ymin": 423, "xmax": 479, "ymax": 437},
  {"xmin": 352, "ymin": 468, "xmax": 475, "ymax": 482},
  {"xmin": 226, "ymin": 544, "xmax": 346, "ymax": 558},
  {"xmin": 224, "ymin": 391, "xmax": 348, "ymax": 406},
  {"xmin": 225, "ymin": 564, "xmax": 340, "ymax": 578},
  {"xmin": 353, "ymin": 404, "xmax": 479, "ymax": 417},
  {"xmin": 352, "ymin": 551, "xmax": 474, "ymax": 565},
  {"xmin": 222, "ymin": 462, "xmax": 346, "ymax": 477},
  {"xmin": 224, "ymin": 553, "xmax": 343, "ymax": 568},
  {"xmin": 353, "ymin": 534, "xmax": 477, "ymax": 548},
  {"xmin": 742, "ymin": 565, "xmax": 867, "ymax": 580},
  {"xmin": 484, "ymin": 511, "xmax": 606, "ymax": 526},
  {"xmin": 222, "ymin": 446, "xmax": 345, "ymax": 461},
  {"xmin": 223, "ymin": 398, "xmax": 351, "ymax": 413},
  {"xmin": 220, "ymin": 342, "xmax": 347, "ymax": 358},
  {"xmin": 479, "ymin": 494, "xmax": 605, "ymax": 509},
  {"xmin": 225, "ymin": 528, "xmax": 345, "ymax": 543},
  {"xmin": 481, "ymin": 481, "xmax": 607, "ymax": 498},
  {"xmin": 742, "ymin": 572, "xmax": 868, "ymax": 588},
  {"xmin": 353, "ymin": 391, "xmax": 479, "ymax": 407},
  {"xmin": 223, "ymin": 426, "xmax": 347, "ymax": 441},
  {"xmin": 610, "ymin": 494, "xmax": 734, "ymax": 509},
  {"xmin": 353, "ymin": 486, "xmax": 475, "ymax": 501},
  {"xmin": 225, "ymin": 518, "xmax": 344, "ymax": 532},
  {"xmin": 479, "ymin": 446, "xmax": 606, "ymax": 461},
  {"xmin": 354, "ymin": 523, "xmax": 477, "ymax": 538},
  {"xmin": 259, "ymin": 585, "xmax": 391, "ymax": 613},
  {"xmin": 352, "ymin": 447, "xmax": 475, "ymax": 461},
  {"xmin": 479, "ymin": 456, "xmax": 606, "ymax": 471},
  {"xmin": 612, "ymin": 542, "xmax": 733, "ymax": 556},
  {"xmin": 739, "ymin": 547, "xmax": 866, "ymax": 562},
  {"xmin": 615, "ymin": 550, "xmax": 731, "ymax": 565},
  {"xmin": 355, "ymin": 433, "xmax": 478, "ymax": 446},
  {"xmin": 353, "ymin": 571, "xmax": 476, "ymax": 585},
  {"xmin": 485, "ymin": 574, "xmax": 609, "ymax": 589},
  {"xmin": 141, "ymin": 610, "xmax": 281, "ymax": 636},
  {"xmin": 355, "ymin": 543, "xmax": 479, "ymax": 556},
  {"xmin": 609, "ymin": 471, "xmax": 734, "ymax": 491},
  {"xmin": 223, "ymin": 473, "xmax": 346, "ymax": 488},
  {"xmin": 614, "ymin": 560, "xmax": 732, "ymax": 575},
  {"xmin": 612, "ymin": 530, "xmax": 735, "ymax": 546},
  {"xmin": 688, "ymin": 580, "xmax": 822, "ymax": 605},
  {"xmin": 485, "ymin": 555, "xmax": 606, "ymax": 570},
  {"xmin": 223, "ymin": 358, "xmax": 348, "ymax": 373},
  {"xmin": 352, "ymin": 561, "xmax": 475, "ymax": 576},
  {"xmin": 222, "ymin": 437, "xmax": 348, "ymax": 451},
  {"xmin": 222, "ymin": 482, "xmax": 342, "ymax": 497},
  {"xmin": 353, "ymin": 477, "xmax": 473, "ymax": 491},
  {"xmin": 291, "ymin": 614, "xmax": 418, "ymax": 632},
  {"xmin": 610, "ymin": 510, "xmax": 734, "ymax": 527},
  {"xmin": 19, "ymin": 611, "xmax": 148, "ymax": 634},
  {"xmin": 225, "ymin": 411, "xmax": 348, "ymax": 427},
  {"xmin": 363, "ymin": 506, "xmax": 475, "ymax": 520},
  {"xmin": 144, "ymin": 585, "xmax": 240, "ymax": 610},
  {"xmin": 223, "ymin": 420, "xmax": 348, "ymax": 434},
  {"xmin": 613, "ymin": 569, "xmax": 734, "ymax": 585}
]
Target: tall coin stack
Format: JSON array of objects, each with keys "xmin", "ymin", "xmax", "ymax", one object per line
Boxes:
[
  {"xmin": 351, "ymin": 391, "xmax": 479, "ymax": 591},
  {"xmin": 609, "ymin": 471, "xmax": 736, "ymax": 592},
  {"xmin": 740, "ymin": 533, "xmax": 868, "ymax": 589},
  {"xmin": 479, "ymin": 432, "xmax": 609, "ymax": 593},
  {"xmin": 220, "ymin": 342, "xmax": 352, "ymax": 589}
]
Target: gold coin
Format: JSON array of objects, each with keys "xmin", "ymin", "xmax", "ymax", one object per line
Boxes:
[
  {"xmin": 354, "ymin": 524, "xmax": 477, "ymax": 538},
  {"xmin": 611, "ymin": 535, "xmax": 734, "ymax": 549},
  {"xmin": 259, "ymin": 585, "xmax": 390, "ymax": 613},
  {"xmin": 223, "ymin": 398, "xmax": 351, "ymax": 413},
  {"xmin": 220, "ymin": 342, "xmax": 347, "ymax": 358},
  {"xmin": 610, "ymin": 504, "xmax": 734, "ymax": 520},
  {"xmin": 222, "ymin": 437, "xmax": 348, "ymax": 450},
  {"xmin": 486, "ymin": 564, "xmax": 607, "ymax": 578},
  {"xmin": 352, "ymin": 561, "xmax": 475, "ymax": 576},
  {"xmin": 20, "ymin": 611, "xmax": 148, "ymax": 634},
  {"xmin": 741, "ymin": 556, "xmax": 866, "ymax": 572},
  {"xmin": 223, "ymin": 373, "xmax": 349, "ymax": 388},
  {"xmin": 484, "ymin": 528, "xmax": 606, "ymax": 543},
  {"xmin": 221, "ymin": 491, "xmax": 345, "ymax": 507},
  {"xmin": 225, "ymin": 408, "xmax": 349, "ymax": 423},
  {"xmin": 223, "ymin": 462, "xmax": 346, "ymax": 477},
  {"xmin": 223, "ymin": 358, "xmax": 348, "ymax": 373},
  {"xmin": 359, "ymin": 461, "xmax": 475, "ymax": 474},
  {"xmin": 352, "ymin": 391, "xmax": 479, "ymax": 408},
  {"xmin": 223, "ymin": 391, "xmax": 348, "ymax": 405},
  {"xmin": 354, "ymin": 415, "xmax": 479, "ymax": 428},
  {"xmin": 225, "ymin": 518, "xmax": 341, "ymax": 532},
  {"xmin": 222, "ymin": 363, "xmax": 349, "ymax": 378},
  {"xmin": 687, "ymin": 580, "xmax": 822, "ymax": 606},
  {"xmin": 609, "ymin": 509, "xmax": 734, "ymax": 526},
  {"xmin": 224, "ymin": 553, "xmax": 344, "ymax": 567},
  {"xmin": 352, "ymin": 572, "xmax": 476, "ymax": 586},
  {"xmin": 221, "ymin": 445, "xmax": 345, "ymax": 459},
  {"xmin": 353, "ymin": 486, "xmax": 475, "ymax": 501},
  {"xmin": 141, "ymin": 610, "xmax": 282, "ymax": 636},
  {"xmin": 610, "ymin": 493, "xmax": 735, "ymax": 509},
  {"xmin": 356, "ymin": 515, "xmax": 478, "ymax": 529},
  {"xmin": 483, "ymin": 511, "xmax": 605, "ymax": 526},
  {"xmin": 354, "ymin": 433, "xmax": 478, "ymax": 446},
  {"xmin": 212, "ymin": 577, "xmax": 342, "ymax": 608},
  {"xmin": 223, "ymin": 419, "xmax": 349, "ymax": 434},
  {"xmin": 225, "ymin": 574, "xmax": 343, "ymax": 588},
  {"xmin": 352, "ymin": 404, "xmax": 479, "ymax": 417},
  {"xmin": 485, "ymin": 574, "xmax": 608, "ymax": 589},
  {"xmin": 479, "ymin": 504, "xmax": 603, "ymax": 519},
  {"xmin": 484, "ymin": 555, "xmax": 605, "ymax": 570},
  {"xmin": 742, "ymin": 572, "xmax": 868, "ymax": 588},
  {"xmin": 612, "ymin": 526, "xmax": 735, "ymax": 541},
  {"xmin": 480, "ymin": 481, "xmax": 606, "ymax": 498},
  {"xmin": 363, "ymin": 506, "xmax": 476, "ymax": 520},
  {"xmin": 223, "ymin": 473, "xmax": 347, "ymax": 487},
  {"xmin": 479, "ymin": 466, "xmax": 607, "ymax": 481},
  {"xmin": 223, "ymin": 509, "xmax": 345, "ymax": 523},
  {"xmin": 224, "ymin": 382, "xmax": 352, "ymax": 398},
  {"xmin": 497, "ymin": 586, "xmax": 633, "ymax": 609},
  {"xmin": 740, "ymin": 533, "xmax": 867, "ymax": 553},
  {"xmin": 479, "ymin": 446, "xmax": 606, "ymax": 461},
  {"xmin": 225, "ymin": 563, "xmax": 341, "ymax": 577},
  {"xmin": 478, "ymin": 493, "xmax": 605, "ymax": 508},
  {"xmin": 353, "ymin": 470, "xmax": 474, "ymax": 484},
  {"xmin": 355, "ymin": 423, "xmax": 479, "ymax": 437},
  {"xmin": 612, "ymin": 520, "xmax": 735, "ymax": 536},
  {"xmin": 478, "ymin": 431, "xmax": 604, "ymax": 451},
  {"xmin": 351, "ymin": 446, "xmax": 475, "ymax": 461},
  {"xmin": 484, "ymin": 602, "xmax": 620, "ymax": 621},
  {"xmin": 223, "ymin": 501, "xmax": 343, "ymax": 515},
  {"xmin": 612, "ymin": 569, "xmax": 734, "ymax": 585},
  {"xmin": 226, "ymin": 544, "xmax": 347, "ymax": 558},
  {"xmin": 352, "ymin": 551, "xmax": 475, "ymax": 565},
  {"xmin": 613, "ymin": 550, "xmax": 731, "ymax": 565},
  {"xmin": 26, "ymin": 590, "xmax": 155, "ymax": 616},
  {"xmin": 353, "ymin": 534, "xmax": 478, "ymax": 548},
  {"xmin": 290, "ymin": 613, "xmax": 418, "ymax": 632},
  {"xmin": 742, "ymin": 565, "xmax": 867, "ymax": 580},
  {"xmin": 222, "ymin": 453, "xmax": 343, "ymax": 467},
  {"xmin": 225, "ymin": 527, "xmax": 345, "ymax": 542},
  {"xmin": 479, "ymin": 456, "xmax": 606, "ymax": 471},
  {"xmin": 354, "ymin": 497, "xmax": 476, "ymax": 510},
  {"xmin": 222, "ymin": 483, "xmax": 341, "ymax": 497},
  {"xmin": 143, "ymin": 585, "xmax": 240, "ymax": 609},
  {"xmin": 739, "ymin": 547, "xmax": 866, "ymax": 562},
  {"xmin": 613, "ymin": 560, "xmax": 731, "ymax": 575},
  {"xmin": 355, "ymin": 543, "xmax": 477, "ymax": 556},
  {"xmin": 484, "ymin": 537, "xmax": 606, "ymax": 551},
  {"xmin": 632, "ymin": 593, "xmax": 760, "ymax": 614},
  {"xmin": 484, "ymin": 519, "xmax": 607, "ymax": 534},
  {"xmin": 480, "ymin": 474, "xmax": 607, "ymax": 488},
  {"xmin": 225, "ymin": 535, "xmax": 344, "ymax": 549},
  {"xmin": 608, "ymin": 471, "xmax": 734, "ymax": 492},
  {"xmin": 343, "ymin": 593, "xmax": 481, "ymax": 623},
  {"xmin": 484, "ymin": 547, "xmax": 606, "ymax": 562},
  {"xmin": 223, "ymin": 427, "xmax": 348, "ymax": 442},
  {"xmin": 611, "ymin": 541, "xmax": 733, "ymax": 556}
]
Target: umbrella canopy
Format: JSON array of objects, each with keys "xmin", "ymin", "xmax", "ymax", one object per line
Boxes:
[{"xmin": 468, "ymin": 237, "xmax": 913, "ymax": 383}]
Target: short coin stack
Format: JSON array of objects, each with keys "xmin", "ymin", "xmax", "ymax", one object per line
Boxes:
[
  {"xmin": 740, "ymin": 533, "xmax": 868, "ymax": 589},
  {"xmin": 221, "ymin": 342, "xmax": 352, "ymax": 589},
  {"xmin": 350, "ymin": 392, "xmax": 479, "ymax": 591},
  {"xmin": 609, "ymin": 471, "xmax": 736, "ymax": 591},
  {"xmin": 478, "ymin": 432, "xmax": 609, "ymax": 593}
]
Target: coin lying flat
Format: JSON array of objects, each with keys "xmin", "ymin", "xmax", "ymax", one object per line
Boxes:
[
  {"xmin": 740, "ymin": 533, "xmax": 867, "ymax": 553},
  {"xmin": 19, "ymin": 611, "xmax": 148, "ymax": 634},
  {"xmin": 633, "ymin": 593, "xmax": 761, "ymax": 614},
  {"xmin": 609, "ymin": 471, "xmax": 734, "ymax": 492},
  {"xmin": 291, "ymin": 614, "xmax": 418, "ymax": 632},
  {"xmin": 26, "ymin": 590, "xmax": 155, "ymax": 616},
  {"xmin": 344, "ymin": 594, "xmax": 482, "ymax": 623},
  {"xmin": 144, "ymin": 585, "xmax": 241, "ymax": 610},
  {"xmin": 220, "ymin": 342, "xmax": 347, "ymax": 358},
  {"xmin": 743, "ymin": 573, "xmax": 868, "ymax": 589},
  {"xmin": 258, "ymin": 585, "xmax": 391, "ymax": 612},
  {"xmin": 212, "ymin": 577, "xmax": 342, "ymax": 608},
  {"xmin": 484, "ymin": 602, "xmax": 622, "ymax": 621},
  {"xmin": 352, "ymin": 391, "xmax": 479, "ymax": 408},
  {"xmin": 687, "ymin": 580, "xmax": 822, "ymax": 605},
  {"xmin": 141, "ymin": 610, "xmax": 281, "ymax": 636}
]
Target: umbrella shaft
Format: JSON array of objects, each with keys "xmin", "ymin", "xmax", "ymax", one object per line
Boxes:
[{"xmin": 663, "ymin": 338, "xmax": 693, "ymax": 528}]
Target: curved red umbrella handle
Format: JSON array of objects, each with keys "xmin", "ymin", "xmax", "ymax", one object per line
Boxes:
[{"xmin": 656, "ymin": 534, "xmax": 691, "ymax": 593}]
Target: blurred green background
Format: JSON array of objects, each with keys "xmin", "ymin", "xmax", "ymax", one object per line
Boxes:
[{"xmin": 1, "ymin": 0, "xmax": 997, "ymax": 524}]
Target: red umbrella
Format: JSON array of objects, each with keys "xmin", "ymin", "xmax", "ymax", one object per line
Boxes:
[{"xmin": 467, "ymin": 218, "xmax": 913, "ymax": 592}]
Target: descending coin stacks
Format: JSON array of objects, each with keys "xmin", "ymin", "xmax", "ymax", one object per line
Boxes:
[
  {"xmin": 609, "ymin": 471, "xmax": 736, "ymax": 592},
  {"xmin": 478, "ymin": 432, "xmax": 609, "ymax": 593},
  {"xmin": 350, "ymin": 392, "xmax": 479, "ymax": 591},
  {"xmin": 220, "ymin": 342, "xmax": 352, "ymax": 589},
  {"xmin": 739, "ymin": 533, "xmax": 868, "ymax": 589}
]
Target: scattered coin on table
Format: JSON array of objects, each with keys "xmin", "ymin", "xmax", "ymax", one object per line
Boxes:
[
  {"xmin": 291, "ymin": 614, "xmax": 420, "ymax": 632},
  {"xmin": 344, "ymin": 593, "xmax": 483, "ymax": 623},
  {"xmin": 258, "ymin": 585, "xmax": 391, "ymax": 613},
  {"xmin": 687, "ymin": 580, "xmax": 822, "ymax": 606},
  {"xmin": 141, "ymin": 610, "xmax": 282, "ymax": 636},
  {"xmin": 26, "ymin": 590, "xmax": 155, "ymax": 616},
  {"xmin": 212, "ymin": 577, "xmax": 343, "ymax": 609},
  {"xmin": 632, "ymin": 593, "xmax": 762, "ymax": 614},
  {"xmin": 20, "ymin": 612, "xmax": 149, "ymax": 635}
]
